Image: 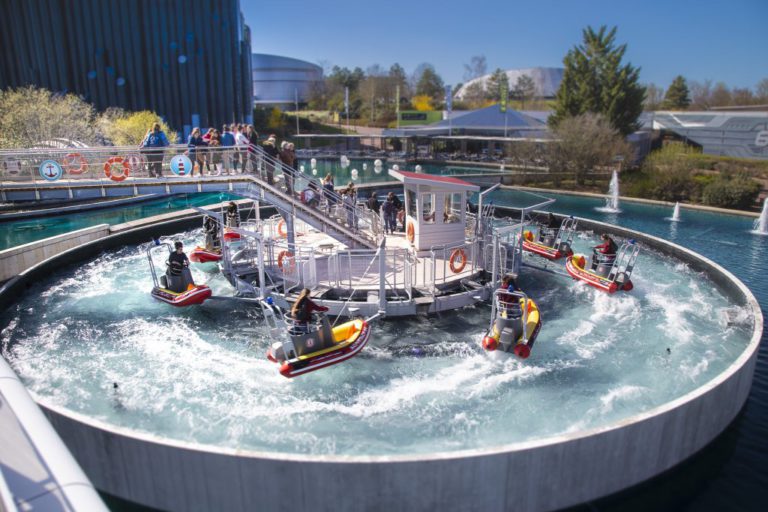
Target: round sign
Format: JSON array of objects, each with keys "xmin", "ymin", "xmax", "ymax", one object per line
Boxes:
[
  {"xmin": 124, "ymin": 153, "xmax": 146, "ymax": 173},
  {"xmin": 170, "ymin": 155, "xmax": 193, "ymax": 176},
  {"xmin": 39, "ymin": 160, "xmax": 64, "ymax": 181},
  {"xmin": 1, "ymin": 158, "xmax": 21, "ymax": 176}
]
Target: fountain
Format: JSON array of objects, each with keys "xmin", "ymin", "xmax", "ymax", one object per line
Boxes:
[
  {"xmin": 596, "ymin": 170, "xmax": 621, "ymax": 213},
  {"xmin": 669, "ymin": 202, "xmax": 681, "ymax": 222},
  {"xmin": 752, "ymin": 198, "xmax": 768, "ymax": 235}
]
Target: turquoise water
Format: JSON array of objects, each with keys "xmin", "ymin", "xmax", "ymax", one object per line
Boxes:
[
  {"xmin": 0, "ymin": 193, "xmax": 240, "ymax": 251},
  {"xmin": 0, "ymin": 224, "xmax": 752, "ymax": 455},
  {"xmin": 294, "ymin": 157, "xmax": 501, "ymax": 187}
]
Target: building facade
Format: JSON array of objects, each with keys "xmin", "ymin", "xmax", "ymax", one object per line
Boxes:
[
  {"xmin": 252, "ymin": 54, "xmax": 322, "ymax": 106},
  {"xmin": 0, "ymin": 0, "xmax": 253, "ymax": 136}
]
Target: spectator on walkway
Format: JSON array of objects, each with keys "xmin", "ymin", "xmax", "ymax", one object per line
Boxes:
[
  {"xmin": 235, "ymin": 124, "xmax": 248, "ymax": 173},
  {"xmin": 322, "ymin": 173, "xmax": 335, "ymax": 213},
  {"xmin": 186, "ymin": 127, "xmax": 207, "ymax": 176},
  {"xmin": 366, "ymin": 191, "xmax": 380, "ymax": 214},
  {"xmin": 140, "ymin": 123, "xmax": 170, "ymax": 178},
  {"xmin": 262, "ymin": 134, "xmax": 279, "ymax": 185},
  {"xmin": 279, "ymin": 140, "xmax": 296, "ymax": 196},
  {"xmin": 245, "ymin": 125, "xmax": 259, "ymax": 172},
  {"xmin": 382, "ymin": 194, "xmax": 397, "ymax": 234},
  {"xmin": 208, "ymin": 130, "xmax": 222, "ymax": 176},
  {"xmin": 221, "ymin": 124, "xmax": 236, "ymax": 175}
]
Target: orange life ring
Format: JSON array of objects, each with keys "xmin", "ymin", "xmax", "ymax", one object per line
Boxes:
[
  {"xmin": 523, "ymin": 230, "xmax": 534, "ymax": 242},
  {"xmin": 277, "ymin": 220, "xmax": 287, "ymax": 238},
  {"xmin": 406, "ymin": 221, "xmax": 415, "ymax": 243},
  {"xmin": 277, "ymin": 250, "xmax": 295, "ymax": 271},
  {"xmin": 449, "ymin": 248, "xmax": 467, "ymax": 273},
  {"xmin": 104, "ymin": 156, "xmax": 130, "ymax": 182},
  {"xmin": 62, "ymin": 153, "xmax": 88, "ymax": 175}
]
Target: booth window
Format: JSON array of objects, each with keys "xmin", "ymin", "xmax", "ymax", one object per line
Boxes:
[
  {"xmin": 444, "ymin": 193, "xmax": 461, "ymax": 223},
  {"xmin": 422, "ymin": 193, "xmax": 435, "ymax": 223},
  {"xmin": 406, "ymin": 189, "xmax": 417, "ymax": 219}
]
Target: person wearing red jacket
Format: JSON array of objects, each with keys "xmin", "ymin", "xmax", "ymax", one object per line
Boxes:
[
  {"xmin": 593, "ymin": 233, "xmax": 618, "ymax": 255},
  {"xmin": 290, "ymin": 288, "xmax": 329, "ymax": 326}
]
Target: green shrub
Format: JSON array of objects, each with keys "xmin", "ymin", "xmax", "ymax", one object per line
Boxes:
[{"xmin": 701, "ymin": 174, "xmax": 761, "ymax": 209}]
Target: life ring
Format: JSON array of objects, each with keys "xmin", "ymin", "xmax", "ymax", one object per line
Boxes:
[
  {"xmin": 406, "ymin": 221, "xmax": 415, "ymax": 243},
  {"xmin": 449, "ymin": 248, "xmax": 467, "ymax": 273},
  {"xmin": 62, "ymin": 153, "xmax": 88, "ymax": 175},
  {"xmin": 277, "ymin": 250, "xmax": 295, "ymax": 271},
  {"xmin": 104, "ymin": 156, "xmax": 130, "ymax": 182},
  {"xmin": 523, "ymin": 230, "xmax": 534, "ymax": 242},
  {"xmin": 277, "ymin": 220, "xmax": 287, "ymax": 238}
]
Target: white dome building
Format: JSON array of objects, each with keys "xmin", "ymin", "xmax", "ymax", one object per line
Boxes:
[
  {"xmin": 252, "ymin": 54, "xmax": 323, "ymax": 105},
  {"xmin": 455, "ymin": 67, "xmax": 564, "ymax": 100}
]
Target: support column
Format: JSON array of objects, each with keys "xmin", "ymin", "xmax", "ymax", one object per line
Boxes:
[{"xmin": 378, "ymin": 237, "xmax": 387, "ymax": 316}]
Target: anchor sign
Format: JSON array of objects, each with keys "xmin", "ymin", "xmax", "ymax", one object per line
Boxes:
[
  {"xmin": 38, "ymin": 160, "xmax": 64, "ymax": 181},
  {"xmin": 170, "ymin": 155, "xmax": 193, "ymax": 176}
]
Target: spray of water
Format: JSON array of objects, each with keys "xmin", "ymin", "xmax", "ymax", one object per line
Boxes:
[
  {"xmin": 752, "ymin": 198, "xmax": 768, "ymax": 235},
  {"xmin": 595, "ymin": 170, "xmax": 621, "ymax": 213}
]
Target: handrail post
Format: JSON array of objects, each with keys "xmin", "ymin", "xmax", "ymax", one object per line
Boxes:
[{"xmin": 378, "ymin": 238, "xmax": 387, "ymax": 315}]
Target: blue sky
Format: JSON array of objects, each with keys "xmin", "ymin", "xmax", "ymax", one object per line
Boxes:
[{"xmin": 241, "ymin": 0, "xmax": 767, "ymax": 90}]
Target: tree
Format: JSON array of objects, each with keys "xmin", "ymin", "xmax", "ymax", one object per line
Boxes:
[
  {"xmin": 731, "ymin": 87, "xmax": 754, "ymax": 106},
  {"xmin": 0, "ymin": 86, "xmax": 101, "ymax": 148},
  {"xmin": 463, "ymin": 55, "xmax": 487, "ymax": 81},
  {"xmin": 549, "ymin": 26, "xmax": 644, "ymax": 136},
  {"xmin": 756, "ymin": 78, "xmax": 768, "ymax": 102},
  {"xmin": 548, "ymin": 113, "xmax": 632, "ymax": 186},
  {"xmin": 513, "ymin": 74, "xmax": 536, "ymax": 110},
  {"xmin": 690, "ymin": 80, "xmax": 712, "ymax": 109},
  {"xmin": 485, "ymin": 68, "xmax": 509, "ymax": 102},
  {"xmin": 101, "ymin": 109, "xmax": 178, "ymax": 145},
  {"xmin": 462, "ymin": 81, "xmax": 486, "ymax": 108},
  {"xmin": 415, "ymin": 66, "xmax": 445, "ymax": 105},
  {"xmin": 710, "ymin": 82, "xmax": 732, "ymax": 107},
  {"xmin": 644, "ymin": 83, "xmax": 664, "ymax": 111},
  {"xmin": 411, "ymin": 95, "xmax": 434, "ymax": 111},
  {"xmin": 661, "ymin": 76, "xmax": 691, "ymax": 110}
]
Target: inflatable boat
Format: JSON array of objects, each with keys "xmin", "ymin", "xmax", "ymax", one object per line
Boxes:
[
  {"xmin": 482, "ymin": 288, "xmax": 541, "ymax": 359},
  {"xmin": 147, "ymin": 242, "xmax": 212, "ymax": 307},
  {"xmin": 189, "ymin": 246, "xmax": 222, "ymax": 263},
  {"xmin": 522, "ymin": 230, "xmax": 572, "ymax": 260},
  {"xmin": 151, "ymin": 282, "xmax": 212, "ymax": 307},
  {"xmin": 223, "ymin": 228, "xmax": 241, "ymax": 242},
  {"xmin": 565, "ymin": 252, "xmax": 633, "ymax": 293},
  {"xmin": 267, "ymin": 315, "xmax": 371, "ymax": 378}
]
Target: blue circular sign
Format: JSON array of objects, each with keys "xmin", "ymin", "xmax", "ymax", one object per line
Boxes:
[
  {"xmin": 170, "ymin": 155, "xmax": 193, "ymax": 176},
  {"xmin": 39, "ymin": 160, "xmax": 63, "ymax": 181}
]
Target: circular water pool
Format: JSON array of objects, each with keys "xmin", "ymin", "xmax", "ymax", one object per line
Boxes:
[{"xmin": 0, "ymin": 228, "xmax": 754, "ymax": 456}]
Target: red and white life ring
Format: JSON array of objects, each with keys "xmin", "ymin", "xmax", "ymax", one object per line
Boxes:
[
  {"xmin": 449, "ymin": 248, "xmax": 467, "ymax": 273},
  {"xmin": 62, "ymin": 153, "xmax": 88, "ymax": 175},
  {"xmin": 277, "ymin": 220, "xmax": 287, "ymax": 238},
  {"xmin": 277, "ymin": 250, "xmax": 295, "ymax": 272},
  {"xmin": 104, "ymin": 156, "xmax": 130, "ymax": 182},
  {"xmin": 406, "ymin": 221, "xmax": 415, "ymax": 243}
]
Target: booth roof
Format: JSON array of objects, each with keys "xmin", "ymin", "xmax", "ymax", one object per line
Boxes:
[{"xmin": 388, "ymin": 170, "xmax": 481, "ymax": 191}]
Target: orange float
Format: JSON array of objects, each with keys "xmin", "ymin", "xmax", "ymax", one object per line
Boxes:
[
  {"xmin": 449, "ymin": 248, "xmax": 467, "ymax": 273},
  {"xmin": 104, "ymin": 156, "xmax": 130, "ymax": 182},
  {"xmin": 62, "ymin": 153, "xmax": 88, "ymax": 175},
  {"xmin": 277, "ymin": 250, "xmax": 295, "ymax": 271},
  {"xmin": 277, "ymin": 220, "xmax": 287, "ymax": 238},
  {"xmin": 406, "ymin": 221, "xmax": 415, "ymax": 243}
]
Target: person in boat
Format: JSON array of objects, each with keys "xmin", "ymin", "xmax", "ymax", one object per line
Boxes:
[
  {"xmin": 202, "ymin": 215, "xmax": 220, "ymax": 251},
  {"xmin": 498, "ymin": 275, "xmax": 522, "ymax": 318},
  {"xmin": 539, "ymin": 212, "xmax": 561, "ymax": 243},
  {"xmin": 591, "ymin": 233, "xmax": 618, "ymax": 270},
  {"xmin": 226, "ymin": 201, "xmax": 240, "ymax": 228},
  {"xmin": 167, "ymin": 241, "xmax": 194, "ymax": 292},
  {"xmin": 291, "ymin": 288, "xmax": 329, "ymax": 330}
]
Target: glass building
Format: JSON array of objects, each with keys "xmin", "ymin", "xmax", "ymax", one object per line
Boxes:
[{"xmin": 0, "ymin": 0, "xmax": 253, "ymax": 136}]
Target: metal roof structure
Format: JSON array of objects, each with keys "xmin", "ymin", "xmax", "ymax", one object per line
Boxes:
[
  {"xmin": 455, "ymin": 67, "xmax": 564, "ymax": 100},
  {"xmin": 389, "ymin": 169, "xmax": 480, "ymax": 191},
  {"xmin": 383, "ymin": 104, "xmax": 548, "ymax": 138}
]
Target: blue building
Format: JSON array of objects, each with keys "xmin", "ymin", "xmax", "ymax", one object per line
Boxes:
[{"xmin": 0, "ymin": 0, "xmax": 253, "ymax": 135}]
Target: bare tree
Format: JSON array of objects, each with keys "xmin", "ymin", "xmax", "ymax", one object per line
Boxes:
[
  {"xmin": 548, "ymin": 113, "xmax": 632, "ymax": 186},
  {"xmin": 643, "ymin": 83, "xmax": 664, "ymax": 110},
  {"xmin": 689, "ymin": 80, "xmax": 712, "ymax": 109},
  {"xmin": 463, "ymin": 55, "xmax": 487, "ymax": 82},
  {"xmin": 710, "ymin": 82, "xmax": 732, "ymax": 107},
  {"xmin": 757, "ymin": 78, "xmax": 768, "ymax": 102},
  {"xmin": 513, "ymin": 75, "xmax": 537, "ymax": 110}
]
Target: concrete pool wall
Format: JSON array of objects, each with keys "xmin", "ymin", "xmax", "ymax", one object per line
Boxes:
[{"xmin": 0, "ymin": 214, "xmax": 762, "ymax": 512}]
